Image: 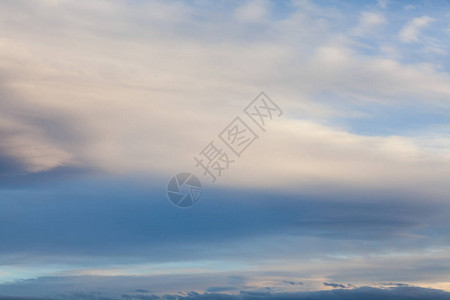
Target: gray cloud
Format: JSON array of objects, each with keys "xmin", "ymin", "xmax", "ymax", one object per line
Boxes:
[
  {"xmin": 281, "ymin": 281, "xmax": 304, "ymax": 286},
  {"xmin": 205, "ymin": 287, "xmax": 237, "ymax": 293},
  {"xmin": 15, "ymin": 286, "xmax": 450, "ymax": 300},
  {"xmin": 0, "ymin": 180, "xmax": 446, "ymax": 261},
  {"xmin": 323, "ymin": 283, "xmax": 348, "ymax": 289}
]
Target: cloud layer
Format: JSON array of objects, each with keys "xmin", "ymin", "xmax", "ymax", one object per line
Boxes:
[{"xmin": 0, "ymin": 0, "xmax": 449, "ymax": 193}]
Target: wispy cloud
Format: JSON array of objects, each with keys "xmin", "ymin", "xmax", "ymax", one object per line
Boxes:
[
  {"xmin": 353, "ymin": 11, "xmax": 386, "ymax": 35},
  {"xmin": 399, "ymin": 16, "xmax": 434, "ymax": 42},
  {"xmin": 0, "ymin": 1, "xmax": 449, "ymax": 195}
]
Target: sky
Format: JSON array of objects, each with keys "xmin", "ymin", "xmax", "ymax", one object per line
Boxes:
[{"xmin": 0, "ymin": 0, "xmax": 450, "ymax": 299}]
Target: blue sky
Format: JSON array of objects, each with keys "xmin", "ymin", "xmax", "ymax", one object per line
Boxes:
[{"xmin": 0, "ymin": 0, "xmax": 450, "ymax": 299}]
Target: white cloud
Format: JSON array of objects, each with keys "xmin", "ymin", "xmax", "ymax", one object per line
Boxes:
[
  {"xmin": 353, "ymin": 11, "xmax": 386, "ymax": 35},
  {"xmin": 234, "ymin": 0, "xmax": 270, "ymax": 23},
  {"xmin": 399, "ymin": 16, "xmax": 434, "ymax": 43},
  {"xmin": 0, "ymin": 116, "xmax": 73, "ymax": 173},
  {"xmin": 0, "ymin": 1, "xmax": 449, "ymax": 199}
]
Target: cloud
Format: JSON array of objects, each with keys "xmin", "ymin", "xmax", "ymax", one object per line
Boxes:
[
  {"xmin": 1, "ymin": 177, "xmax": 450, "ymax": 293},
  {"xmin": 3, "ymin": 286, "xmax": 450, "ymax": 300},
  {"xmin": 378, "ymin": 0, "xmax": 388, "ymax": 9},
  {"xmin": 353, "ymin": 12, "xmax": 386, "ymax": 35},
  {"xmin": 234, "ymin": 0, "xmax": 270, "ymax": 23},
  {"xmin": 0, "ymin": 1, "xmax": 448, "ymax": 197},
  {"xmin": 205, "ymin": 287, "xmax": 237, "ymax": 293},
  {"xmin": 281, "ymin": 281, "xmax": 303, "ymax": 286},
  {"xmin": 165, "ymin": 287, "xmax": 450, "ymax": 299},
  {"xmin": 399, "ymin": 16, "xmax": 434, "ymax": 43},
  {"xmin": 134, "ymin": 290, "xmax": 151, "ymax": 294},
  {"xmin": 323, "ymin": 282, "xmax": 349, "ymax": 289},
  {"xmin": 0, "ymin": 111, "xmax": 73, "ymax": 175}
]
